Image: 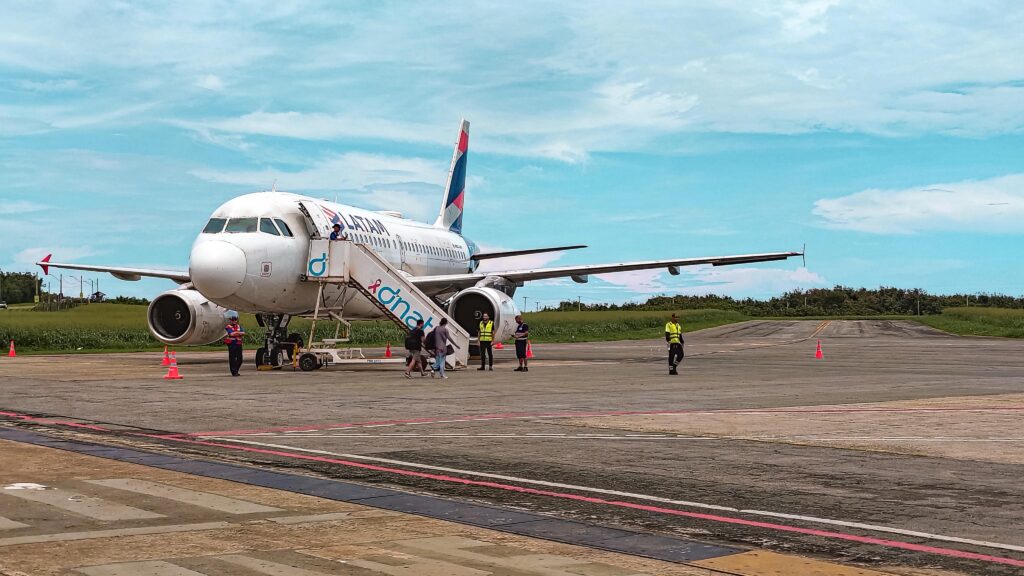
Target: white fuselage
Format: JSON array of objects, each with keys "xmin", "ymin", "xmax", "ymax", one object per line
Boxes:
[{"xmin": 189, "ymin": 192, "xmax": 476, "ymax": 318}]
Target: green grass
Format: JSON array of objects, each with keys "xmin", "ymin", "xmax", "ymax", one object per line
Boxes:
[
  {"xmin": 521, "ymin": 309, "xmax": 748, "ymax": 342},
  {"xmin": 0, "ymin": 303, "xmax": 406, "ymax": 354},
  {"xmin": 914, "ymin": 307, "xmax": 1024, "ymax": 338},
  {"xmin": 4, "ymin": 303, "xmax": 1021, "ymax": 354}
]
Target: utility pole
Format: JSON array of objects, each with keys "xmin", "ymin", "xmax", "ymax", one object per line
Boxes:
[
  {"xmin": 577, "ymin": 296, "xmax": 581, "ymax": 312},
  {"xmin": 523, "ymin": 296, "xmax": 530, "ymax": 312},
  {"xmin": 0, "ymin": 267, "xmax": 4, "ymax": 303}
]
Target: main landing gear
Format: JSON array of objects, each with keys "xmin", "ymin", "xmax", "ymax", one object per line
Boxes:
[{"xmin": 254, "ymin": 313, "xmax": 303, "ymax": 369}]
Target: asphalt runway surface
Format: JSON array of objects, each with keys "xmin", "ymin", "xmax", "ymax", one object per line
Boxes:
[{"xmin": 2, "ymin": 319, "xmax": 1023, "ymax": 575}]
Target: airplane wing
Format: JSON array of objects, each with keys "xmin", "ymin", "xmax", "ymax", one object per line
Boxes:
[
  {"xmin": 37, "ymin": 255, "xmax": 190, "ymax": 283},
  {"xmin": 470, "ymin": 245, "xmax": 587, "ymax": 261},
  {"xmin": 412, "ymin": 250, "xmax": 803, "ymax": 293}
]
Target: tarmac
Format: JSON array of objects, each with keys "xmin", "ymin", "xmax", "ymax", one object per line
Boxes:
[{"xmin": 1, "ymin": 319, "xmax": 1022, "ymax": 575}]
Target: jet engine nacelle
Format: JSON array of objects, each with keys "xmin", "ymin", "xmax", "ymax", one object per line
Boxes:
[
  {"xmin": 148, "ymin": 289, "xmax": 230, "ymax": 346},
  {"xmin": 448, "ymin": 287, "xmax": 519, "ymax": 343}
]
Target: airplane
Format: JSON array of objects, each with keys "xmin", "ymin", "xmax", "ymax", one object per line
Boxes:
[{"xmin": 37, "ymin": 120, "xmax": 802, "ymax": 367}]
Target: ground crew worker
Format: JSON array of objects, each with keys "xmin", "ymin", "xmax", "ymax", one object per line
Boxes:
[
  {"xmin": 477, "ymin": 312, "xmax": 494, "ymax": 371},
  {"xmin": 513, "ymin": 314, "xmax": 529, "ymax": 372},
  {"xmin": 224, "ymin": 312, "xmax": 245, "ymax": 377},
  {"xmin": 665, "ymin": 313, "xmax": 683, "ymax": 375}
]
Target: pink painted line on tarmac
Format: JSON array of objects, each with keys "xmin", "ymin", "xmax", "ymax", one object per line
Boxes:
[
  {"xmin": 140, "ymin": 433, "xmax": 1024, "ymax": 568},
  {"xmin": 0, "ymin": 411, "xmax": 110, "ymax": 431},
  {"xmin": 188, "ymin": 406, "xmax": 1024, "ymax": 437}
]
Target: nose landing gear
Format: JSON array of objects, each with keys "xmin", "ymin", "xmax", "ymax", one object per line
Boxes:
[{"xmin": 255, "ymin": 313, "xmax": 296, "ymax": 370}]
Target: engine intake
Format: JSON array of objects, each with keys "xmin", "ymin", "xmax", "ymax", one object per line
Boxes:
[
  {"xmin": 448, "ymin": 287, "xmax": 519, "ymax": 343},
  {"xmin": 148, "ymin": 289, "xmax": 230, "ymax": 345}
]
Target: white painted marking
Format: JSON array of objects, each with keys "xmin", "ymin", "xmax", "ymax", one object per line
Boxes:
[
  {"xmin": 0, "ymin": 516, "xmax": 29, "ymax": 530},
  {"xmin": 76, "ymin": 561, "xmax": 205, "ymax": 573},
  {"xmin": 217, "ymin": 554, "xmax": 335, "ymax": 575},
  {"xmin": 0, "ymin": 522, "xmax": 230, "ymax": 547},
  {"xmin": 211, "ymin": 437, "xmax": 1024, "ymax": 554},
  {"xmin": 4, "ymin": 483, "xmax": 48, "ymax": 490},
  {"xmin": 76, "ymin": 560, "xmax": 207, "ymax": 576},
  {"xmin": 267, "ymin": 512, "xmax": 353, "ymax": 524},
  {"xmin": 85, "ymin": 479, "xmax": 281, "ymax": 514},
  {"xmin": 4, "ymin": 486, "xmax": 164, "ymax": 521}
]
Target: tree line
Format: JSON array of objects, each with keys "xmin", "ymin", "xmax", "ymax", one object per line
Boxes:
[
  {"xmin": 552, "ymin": 287, "xmax": 1024, "ymax": 316},
  {"xmin": 0, "ymin": 272, "xmax": 149, "ymax": 305}
]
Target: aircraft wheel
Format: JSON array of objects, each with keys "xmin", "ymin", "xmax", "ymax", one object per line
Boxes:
[
  {"xmin": 268, "ymin": 346, "xmax": 282, "ymax": 367},
  {"xmin": 255, "ymin": 347, "xmax": 267, "ymax": 368},
  {"xmin": 298, "ymin": 353, "xmax": 319, "ymax": 372}
]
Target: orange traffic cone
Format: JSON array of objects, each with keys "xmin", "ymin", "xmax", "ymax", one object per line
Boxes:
[
  {"xmin": 494, "ymin": 341, "xmax": 504, "ymax": 350},
  {"xmin": 525, "ymin": 340, "xmax": 534, "ymax": 359},
  {"xmin": 815, "ymin": 339, "xmax": 824, "ymax": 360},
  {"xmin": 161, "ymin": 346, "xmax": 171, "ymax": 366},
  {"xmin": 7, "ymin": 340, "xmax": 15, "ymax": 358},
  {"xmin": 385, "ymin": 342, "xmax": 392, "ymax": 358},
  {"xmin": 163, "ymin": 352, "xmax": 183, "ymax": 379}
]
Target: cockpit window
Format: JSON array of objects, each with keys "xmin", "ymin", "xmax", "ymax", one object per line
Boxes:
[
  {"xmin": 202, "ymin": 218, "xmax": 226, "ymax": 234},
  {"xmin": 259, "ymin": 218, "xmax": 280, "ymax": 236},
  {"xmin": 274, "ymin": 218, "xmax": 294, "ymax": 237},
  {"xmin": 224, "ymin": 217, "xmax": 258, "ymax": 233}
]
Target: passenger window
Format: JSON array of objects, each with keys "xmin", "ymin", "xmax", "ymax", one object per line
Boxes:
[
  {"xmin": 259, "ymin": 218, "xmax": 280, "ymax": 235},
  {"xmin": 202, "ymin": 218, "xmax": 227, "ymax": 234},
  {"xmin": 225, "ymin": 217, "xmax": 258, "ymax": 233},
  {"xmin": 274, "ymin": 219, "xmax": 294, "ymax": 237}
]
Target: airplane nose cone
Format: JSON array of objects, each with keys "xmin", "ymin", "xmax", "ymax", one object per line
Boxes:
[{"xmin": 190, "ymin": 241, "xmax": 247, "ymax": 299}]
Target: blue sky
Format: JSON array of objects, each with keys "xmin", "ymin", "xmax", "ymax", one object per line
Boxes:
[{"xmin": 2, "ymin": 2, "xmax": 1023, "ymax": 307}]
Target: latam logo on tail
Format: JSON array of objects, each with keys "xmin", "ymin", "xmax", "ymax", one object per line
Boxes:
[{"xmin": 438, "ymin": 120, "xmax": 469, "ymax": 234}]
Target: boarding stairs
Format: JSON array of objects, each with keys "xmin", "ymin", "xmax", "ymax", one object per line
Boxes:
[{"xmin": 303, "ymin": 239, "xmax": 470, "ymax": 369}]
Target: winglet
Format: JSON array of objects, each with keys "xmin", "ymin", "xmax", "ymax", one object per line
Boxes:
[
  {"xmin": 801, "ymin": 243, "xmax": 806, "ymax": 267},
  {"xmin": 38, "ymin": 254, "xmax": 52, "ymax": 276}
]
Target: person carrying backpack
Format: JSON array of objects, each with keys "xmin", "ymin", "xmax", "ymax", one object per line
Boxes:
[{"xmin": 403, "ymin": 319, "xmax": 428, "ymax": 378}]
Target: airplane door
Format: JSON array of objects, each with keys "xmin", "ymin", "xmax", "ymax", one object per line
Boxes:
[
  {"xmin": 297, "ymin": 201, "xmax": 333, "ymax": 239},
  {"xmin": 395, "ymin": 234, "xmax": 407, "ymax": 271}
]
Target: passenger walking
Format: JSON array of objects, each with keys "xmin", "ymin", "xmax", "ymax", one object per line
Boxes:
[
  {"xmin": 404, "ymin": 318, "xmax": 427, "ymax": 378},
  {"xmin": 223, "ymin": 312, "xmax": 245, "ymax": 377},
  {"xmin": 513, "ymin": 314, "xmax": 529, "ymax": 372},
  {"xmin": 477, "ymin": 312, "xmax": 494, "ymax": 371},
  {"xmin": 432, "ymin": 318, "xmax": 451, "ymax": 379},
  {"xmin": 665, "ymin": 313, "xmax": 683, "ymax": 375}
]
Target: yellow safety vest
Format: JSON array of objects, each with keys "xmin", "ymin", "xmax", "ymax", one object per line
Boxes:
[
  {"xmin": 478, "ymin": 320, "xmax": 494, "ymax": 342},
  {"xmin": 665, "ymin": 322, "xmax": 682, "ymax": 345}
]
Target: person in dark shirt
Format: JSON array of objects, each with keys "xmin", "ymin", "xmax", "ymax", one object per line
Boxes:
[
  {"xmin": 513, "ymin": 314, "xmax": 529, "ymax": 372},
  {"xmin": 404, "ymin": 318, "xmax": 427, "ymax": 378},
  {"xmin": 329, "ymin": 223, "xmax": 346, "ymax": 240}
]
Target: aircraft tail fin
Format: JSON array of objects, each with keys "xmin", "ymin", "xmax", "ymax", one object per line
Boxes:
[{"xmin": 434, "ymin": 119, "xmax": 469, "ymax": 235}]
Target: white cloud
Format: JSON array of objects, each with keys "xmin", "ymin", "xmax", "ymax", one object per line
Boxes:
[
  {"xmin": 813, "ymin": 173, "xmax": 1024, "ymax": 234},
  {"xmin": 474, "ymin": 243, "xmax": 568, "ymax": 272},
  {"xmin": 196, "ymin": 74, "xmax": 225, "ymax": 91},
  {"xmin": 190, "ymin": 152, "xmax": 446, "ymax": 190},
  {"xmin": 594, "ymin": 265, "xmax": 825, "ymax": 296},
  {"xmin": 0, "ymin": 201, "xmax": 48, "ymax": 215},
  {"xmin": 187, "ymin": 112, "xmax": 447, "ymax": 144},
  {"xmin": 595, "ymin": 269, "xmax": 667, "ymax": 293},
  {"xmin": 14, "ymin": 246, "xmax": 98, "ymax": 266}
]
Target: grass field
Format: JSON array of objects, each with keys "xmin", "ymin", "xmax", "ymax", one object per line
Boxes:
[
  {"xmin": 2, "ymin": 303, "xmax": 1022, "ymax": 354},
  {"xmin": 915, "ymin": 307, "xmax": 1024, "ymax": 338},
  {"xmin": 0, "ymin": 304, "xmax": 407, "ymax": 354},
  {"xmin": 0, "ymin": 304, "xmax": 745, "ymax": 354},
  {"xmin": 524, "ymin": 309, "xmax": 747, "ymax": 342}
]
